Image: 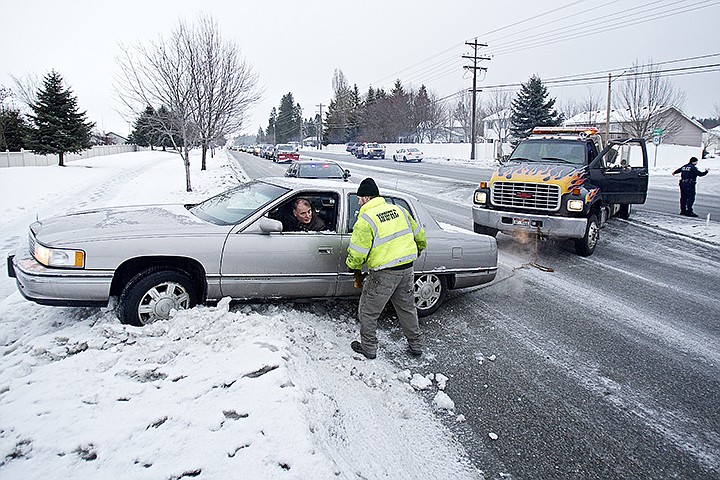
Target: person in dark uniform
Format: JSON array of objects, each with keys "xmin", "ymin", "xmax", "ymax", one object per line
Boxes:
[{"xmin": 672, "ymin": 157, "xmax": 708, "ymax": 217}]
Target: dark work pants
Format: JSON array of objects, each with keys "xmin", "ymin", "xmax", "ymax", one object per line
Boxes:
[
  {"xmin": 358, "ymin": 267, "xmax": 421, "ymax": 355},
  {"xmin": 679, "ymin": 181, "xmax": 696, "ymax": 214}
]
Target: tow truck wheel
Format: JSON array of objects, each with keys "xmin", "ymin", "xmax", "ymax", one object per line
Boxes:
[
  {"xmin": 575, "ymin": 214, "xmax": 599, "ymax": 256},
  {"xmin": 617, "ymin": 204, "xmax": 632, "ymax": 220}
]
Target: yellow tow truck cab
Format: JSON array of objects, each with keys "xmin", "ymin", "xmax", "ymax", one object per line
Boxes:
[{"xmin": 472, "ymin": 127, "xmax": 649, "ymax": 256}]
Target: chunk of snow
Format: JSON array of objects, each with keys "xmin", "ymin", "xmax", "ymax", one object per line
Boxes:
[
  {"xmin": 410, "ymin": 373, "xmax": 433, "ymax": 390},
  {"xmin": 433, "ymin": 391, "xmax": 455, "ymax": 410}
]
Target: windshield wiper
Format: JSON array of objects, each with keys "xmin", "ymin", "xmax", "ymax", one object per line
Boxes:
[
  {"xmin": 508, "ymin": 157, "xmax": 535, "ymax": 162},
  {"xmin": 542, "ymin": 157, "xmax": 579, "ymax": 164}
]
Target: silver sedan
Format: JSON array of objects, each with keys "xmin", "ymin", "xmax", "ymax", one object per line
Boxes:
[{"xmin": 8, "ymin": 178, "xmax": 498, "ymax": 326}]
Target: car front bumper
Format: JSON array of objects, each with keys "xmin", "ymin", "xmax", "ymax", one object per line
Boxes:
[
  {"xmin": 472, "ymin": 207, "xmax": 588, "ymax": 239},
  {"xmin": 8, "ymin": 253, "xmax": 112, "ymax": 307}
]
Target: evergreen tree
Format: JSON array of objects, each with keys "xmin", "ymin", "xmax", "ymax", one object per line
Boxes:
[
  {"xmin": 0, "ymin": 108, "xmax": 29, "ymax": 151},
  {"xmin": 25, "ymin": 70, "xmax": 94, "ymax": 166},
  {"xmin": 127, "ymin": 105, "xmax": 157, "ymax": 148},
  {"xmin": 266, "ymin": 108, "xmax": 277, "ymax": 143},
  {"xmin": 510, "ymin": 75, "xmax": 561, "ymax": 139},
  {"xmin": 275, "ymin": 93, "xmax": 301, "ymax": 143}
]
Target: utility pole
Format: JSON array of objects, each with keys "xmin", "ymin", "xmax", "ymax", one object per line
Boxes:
[
  {"xmin": 463, "ymin": 39, "xmax": 490, "ymax": 160},
  {"xmin": 316, "ymin": 103, "xmax": 324, "ymax": 150},
  {"xmin": 605, "ymin": 73, "xmax": 612, "ymax": 145}
]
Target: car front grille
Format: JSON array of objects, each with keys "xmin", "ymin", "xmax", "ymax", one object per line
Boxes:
[{"xmin": 491, "ymin": 182, "xmax": 561, "ymax": 211}]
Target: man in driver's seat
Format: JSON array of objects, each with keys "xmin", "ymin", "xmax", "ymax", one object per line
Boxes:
[{"xmin": 284, "ymin": 197, "xmax": 325, "ymax": 232}]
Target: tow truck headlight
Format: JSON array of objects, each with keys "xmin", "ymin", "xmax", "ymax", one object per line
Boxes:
[
  {"xmin": 567, "ymin": 199, "xmax": 584, "ymax": 212},
  {"xmin": 474, "ymin": 191, "xmax": 488, "ymax": 204},
  {"xmin": 33, "ymin": 242, "xmax": 85, "ymax": 268}
]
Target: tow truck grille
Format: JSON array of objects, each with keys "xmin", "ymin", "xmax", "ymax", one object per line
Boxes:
[{"xmin": 491, "ymin": 182, "xmax": 561, "ymax": 211}]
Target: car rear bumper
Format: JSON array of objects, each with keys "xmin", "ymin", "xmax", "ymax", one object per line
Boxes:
[
  {"xmin": 472, "ymin": 207, "xmax": 587, "ymax": 239},
  {"xmin": 8, "ymin": 254, "xmax": 112, "ymax": 307}
]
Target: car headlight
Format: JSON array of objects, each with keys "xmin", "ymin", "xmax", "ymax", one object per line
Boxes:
[
  {"xmin": 33, "ymin": 242, "xmax": 85, "ymax": 268},
  {"xmin": 474, "ymin": 191, "xmax": 488, "ymax": 204},
  {"xmin": 567, "ymin": 199, "xmax": 584, "ymax": 212}
]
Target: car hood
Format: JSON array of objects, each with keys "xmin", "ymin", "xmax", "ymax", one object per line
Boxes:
[
  {"xmin": 31, "ymin": 204, "xmax": 216, "ymax": 246},
  {"xmin": 491, "ymin": 162, "xmax": 588, "ymax": 192}
]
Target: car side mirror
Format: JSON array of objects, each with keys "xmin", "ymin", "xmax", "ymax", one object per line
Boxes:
[
  {"xmin": 259, "ymin": 217, "xmax": 283, "ymax": 233},
  {"xmin": 344, "ymin": 169, "xmax": 351, "ymax": 179}
]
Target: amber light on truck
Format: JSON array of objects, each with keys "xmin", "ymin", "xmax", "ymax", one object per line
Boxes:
[{"xmin": 33, "ymin": 241, "xmax": 85, "ymax": 268}]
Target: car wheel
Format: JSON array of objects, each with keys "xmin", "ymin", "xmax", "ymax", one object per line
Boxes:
[
  {"xmin": 393, "ymin": 156, "xmax": 397, "ymax": 162},
  {"xmin": 117, "ymin": 269, "xmax": 199, "ymax": 326},
  {"xmin": 575, "ymin": 214, "xmax": 599, "ymax": 256},
  {"xmin": 617, "ymin": 204, "xmax": 632, "ymax": 220},
  {"xmin": 403, "ymin": 156, "xmax": 407, "ymax": 162},
  {"xmin": 414, "ymin": 273, "xmax": 448, "ymax": 317},
  {"xmin": 473, "ymin": 223, "xmax": 498, "ymax": 237}
]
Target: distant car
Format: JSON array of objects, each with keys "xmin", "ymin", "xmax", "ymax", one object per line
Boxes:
[
  {"xmin": 8, "ymin": 178, "xmax": 498, "ymax": 325},
  {"xmin": 261, "ymin": 144, "xmax": 274, "ymax": 159},
  {"xmin": 346, "ymin": 142, "xmax": 361, "ymax": 154},
  {"xmin": 393, "ymin": 147, "xmax": 424, "ymax": 163},
  {"xmin": 285, "ymin": 160, "xmax": 351, "ymax": 181},
  {"xmin": 273, "ymin": 144, "xmax": 300, "ymax": 163}
]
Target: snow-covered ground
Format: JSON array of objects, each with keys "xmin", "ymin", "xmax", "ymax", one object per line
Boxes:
[
  {"xmin": 0, "ymin": 150, "xmax": 482, "ymax": 479},
  {"xmin": 1, "ymin": 149, "xmax": 717, "ymax": 479}
]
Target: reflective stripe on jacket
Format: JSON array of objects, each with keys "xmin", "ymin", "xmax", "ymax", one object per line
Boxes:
[{"xmin": 346, "ymin": 196, "xmax": 427, "ymax": 271}]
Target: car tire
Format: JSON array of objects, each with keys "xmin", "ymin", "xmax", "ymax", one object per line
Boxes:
[
  {"xmin": 393, "ymin": 156, "xmax": 397, "ymax": 162},
  {"xmin": 473, "ymin": 223, "xmax": 498, "ymax": 237},
  {"xmin": 575, "ymin": 214, "xmax": 599, "ymax": 256},
  {"xmin": 414, "ymin": 273, "xmax": 447, "ymax": 317},
  {"xmin": 117, "ymin": 268, "xmax": 199, "ymax": 326},
  {"xmin": 617, "ymin": 204, "xmax": 632, "ymax": 220},
  {"xmin": 403, "ymin": 157, "xmax": 407, "ymax": 162}
]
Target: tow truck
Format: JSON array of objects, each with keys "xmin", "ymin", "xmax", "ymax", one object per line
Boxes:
[{"xmin": 472, "ymin": 127, "xmax": 649, "ymax": 256}]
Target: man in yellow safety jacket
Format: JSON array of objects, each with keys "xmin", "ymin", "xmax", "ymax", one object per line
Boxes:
[{"xmin": 346, "ymin": 177, "xmax": 427, "ymax": 359}]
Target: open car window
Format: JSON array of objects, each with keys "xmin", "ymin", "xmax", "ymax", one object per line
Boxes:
[
  {"xmin": 347, "ymin": 194, "xmax": 417, "ymax": 233},
  {"xmin": 267, "ymin": 192, "xmax": 340, "ymax": 233}
]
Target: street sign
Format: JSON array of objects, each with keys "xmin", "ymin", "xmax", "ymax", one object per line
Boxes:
[
  {"xmin": 653, "ymin": 136, "xmax": 661, "ymax": 146},
  {"xmin": 653, "ymin": 128, "xmax": 663, "ymax": 136}
]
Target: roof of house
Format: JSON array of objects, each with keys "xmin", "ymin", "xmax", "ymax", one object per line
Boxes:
[{"xmin": 564, "ymin": 106, "xmax": 707, "ymax": 133}]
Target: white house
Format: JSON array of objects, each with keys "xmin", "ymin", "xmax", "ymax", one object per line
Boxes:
[{"xmin": 563, "ymin": 106, "xmax": 706, "ymax": 147}]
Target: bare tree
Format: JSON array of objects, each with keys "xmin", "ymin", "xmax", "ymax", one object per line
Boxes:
[
  {"xmin": 452, "ymin": 91, "xmax": 483, "ymax": 143},
  {"xmin": 615, "ymin": 60, "xmax": 686, "ymax": 140},
  {"xmin": 115, "ymin": 15, "xmax": 260, "ymax": 190},
  {"xmin": 184, "ymin": 14, "xmax": 260, "ymax": 169},
  {"xmin": 412, "ymin": 85, "xmax": 446, "ymax": 143},
  {"xmin": 116, "ymin": 28, "xmax": 198, "ymax": 191},
  {"xmin": 484, "ymin": 89, "xmax": 513, "ymax": 144},
  {"xmin": 10, "ymin": 73, "xmax": 41, "ymax": 110}
]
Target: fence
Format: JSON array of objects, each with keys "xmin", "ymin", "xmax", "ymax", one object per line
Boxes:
[
  {"xmin": 323, "ymin": 142, "xmax": 703, "ymax": 168},
  {"xmin": 323, "ymin": 142, "xmax": 510, "ymax": 162},
  {"xmin": 0, "ymin": 144, "xmax": 139, "ymax": 168}
]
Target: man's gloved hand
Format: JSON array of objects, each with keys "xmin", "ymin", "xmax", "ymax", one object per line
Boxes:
[{"xmin": 353, "ymin": 270, "xmax": 365, "ymax": 289}]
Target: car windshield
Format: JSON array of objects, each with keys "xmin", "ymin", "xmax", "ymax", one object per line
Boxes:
[
  {"xmin": 367, "ymin": 143, "xmax": 381, "ymax": 148},
  {"xmin": 189, "ymin": 181, "xmax": 289, "ymax": 225},
  {"xmin": 509, "ymin": 140, "xmax": 587, "ymax": 165},
  {"xmin": 277, "ymin": 145, "xmax": 293, "ymax": 152},
  {"xmin": 298, "ymin": 163, "xmax": 345, "ymax": 178},
  {"xmin": 407, "ymin": 148, "xmax": 420, "ymax": 153}
]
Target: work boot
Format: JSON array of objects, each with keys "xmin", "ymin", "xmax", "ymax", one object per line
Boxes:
[
  {"xmin": 407, "ymin": 345, "xmax": 423, "ymax": 357},
  {"xmin": 351, "ymin": 341, "xmax": 376, "ymax": 359},
  {"xmin": 687, "ymin": 212, "xmax": 699, "ymax": 217}
]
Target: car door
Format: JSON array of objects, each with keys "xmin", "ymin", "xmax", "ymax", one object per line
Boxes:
[
  {"xmin": 219, "ymin": 192, "xmax": 343, "ymax": 299},
  {"xmin": 337, "ymin": 193, "xmax": 424, "ymax": 297},
  {"xmin": 588, "ymin": 138, "xmax": 649, "ymax": 204}
]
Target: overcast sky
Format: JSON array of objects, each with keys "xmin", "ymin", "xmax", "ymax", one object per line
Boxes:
[{"xmin": 3, "ymin": 0, "xmax": 719, "ymax": 138}]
